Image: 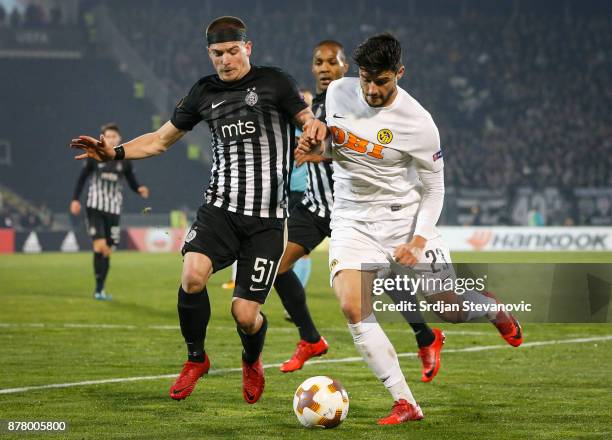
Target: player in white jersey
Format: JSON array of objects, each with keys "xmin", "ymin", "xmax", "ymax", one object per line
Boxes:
[{"xmin": 298, "ymin": 33, "xmax": 523, "ymax": 425}]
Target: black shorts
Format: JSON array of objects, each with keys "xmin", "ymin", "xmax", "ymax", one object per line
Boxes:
[
  {"xmin": 182, "ymin": 204, "xmax": 287, "ymax": 304},
  {"xmin": 86, "ymin": 208, "xmax": 120, "ymax": 247},
  {"xmin": 288, "ymin": 203, "xmax": 331, "ymax": 254}
]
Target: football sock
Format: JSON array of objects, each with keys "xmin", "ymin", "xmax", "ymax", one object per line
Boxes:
[
  {"xmin": 386, "ymin": 286, "xmax": 435, "ymax": 347},
  {"xmin": 461, "ymin": 290, "xmax": 498, "ymax": 321},
  {"xmin": 409, "ymin": 322, "xmax": 436, "ymax": 348},
  {"xmin": 292, "ymin": 257, "xmax": 312, "ymax": 288},
  {"xmin": 93, "ymin": 252, "xmax": 109, "ymax": 292},
  {"xmin": 238, "ymin": 312, "xmax": 268, "ymax": 364},
  {"xmin": 347, "ymin": 314, "xmax": 416, "ymax": 405},
  {"xmin": 274, "ymin": 271, "xmax": 320, "ymax": 343},
  {"xmin": 100, "ymin": 255, "xmax": 110, "ymax": 288},
  {"xmin": 177, "ymin": 286, "xmax": 210, "ymax": 363}
]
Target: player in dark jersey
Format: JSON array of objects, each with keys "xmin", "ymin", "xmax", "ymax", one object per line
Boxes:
[
  {"xmin": 70, "ymin": 123, "xmax": 149, "ymax": 300},
  {"xmin": 70, "ymin": 16, "xmax": 326, "ymax": 404},
  {"xmin": 276, "ymin": 41, "xmax": 446, "ymax": 382}
]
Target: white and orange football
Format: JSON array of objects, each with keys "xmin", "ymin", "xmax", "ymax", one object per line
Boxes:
[{"xmin": 293, "ymin": 376, "xmax": 349, "ymax": 428}]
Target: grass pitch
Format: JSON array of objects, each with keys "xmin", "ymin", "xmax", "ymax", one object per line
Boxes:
[{"xmin": 0, "ymin": 251, "xmax": 611, "ymax": 439}]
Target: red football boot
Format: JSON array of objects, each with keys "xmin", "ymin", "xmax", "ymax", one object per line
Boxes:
[
  {"xmin": 418, "ymin": 328, "xmax": 445, "ymax": 382},
  {"xmin": 377, "ymin": 399, "xmax": 424, "ymax": 425},
  {"xmin": 483, "ymin": 291, "xmax": 523, "ymax": 347},
  {"xmin": 169, "ymin": 355, "xmax": 210, "ymax": 400},
  {"xmin": 280, "ymin": 337, "xmax": 329, "ymax": 373},
  {"xmin": 242, "ymin": 356, "xmax": 265, "ymax": 404}
]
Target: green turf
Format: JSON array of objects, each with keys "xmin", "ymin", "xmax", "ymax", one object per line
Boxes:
[{"xmin": 0, "ymin": 251, "xmax": 611, "ymax": 439}]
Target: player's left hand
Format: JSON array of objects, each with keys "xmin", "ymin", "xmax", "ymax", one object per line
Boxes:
[
  {"xmin": 138, "ymin": 186, "xmax": 150, "ymax": 199},
  {"xmin": 296, "ymin": 133, "xmax": 318, "ymax": 154},
  {"xmin": 394, "ymin": 235, "xmax": 427, "ymax": 267},
  {"xmin": 70, "ymin": 134, "xmax": 115, "ymax": 161}
]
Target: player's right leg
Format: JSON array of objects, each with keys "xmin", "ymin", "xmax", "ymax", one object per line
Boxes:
[
  {"xmin": 169, "ymin": 204, "xmax": 240, "ymax": 400},
  {"xmin": 332, "ymin": 268, "xmax": 422, "ymax": 424},
  {"xmin": 92, "ymin": 239, "xmax": 111, "ymax": 300},
  {"xmin": 169, "ymin": 251, "xmax": 213, "ymax": 400},
  {"xmin": 86, "ymin": 208, "xmax": 111, "ymax": 300}
]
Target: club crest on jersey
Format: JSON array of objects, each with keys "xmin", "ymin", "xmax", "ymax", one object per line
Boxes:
[
  {"xmin": 245, "ymin": 87, "xmax": 258, "ymax": 107},
  {"xmin": 377, "ymin": 128, "xmax": 393, "ymax": 145}
]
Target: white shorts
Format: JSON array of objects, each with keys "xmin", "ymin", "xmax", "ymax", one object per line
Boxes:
[{"xmin": 328, "ymin": 215, "xmax": 455, "ymax": 296}]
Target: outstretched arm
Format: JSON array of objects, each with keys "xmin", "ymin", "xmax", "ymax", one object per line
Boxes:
[{"xmin": 70, "ymin": 121, "xmax": 186, "ymax": 162}]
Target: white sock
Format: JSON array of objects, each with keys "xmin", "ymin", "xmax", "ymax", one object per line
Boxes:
[
  {"xmin": 460, "ymin": 290, "xmax": 498, "ymax": 321},
  {"xmin": 347, "ymin": 314, "xmax": 416, "ymax": 405}
]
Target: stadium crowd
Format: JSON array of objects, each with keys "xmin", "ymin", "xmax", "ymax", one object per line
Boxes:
[
  {"xmin": 109, "ymin": 0, "xmax": 611, "ymax": 193},
  {"xmin": 0, "ymin": 2, "xmax": 63, "ymax": 28}
]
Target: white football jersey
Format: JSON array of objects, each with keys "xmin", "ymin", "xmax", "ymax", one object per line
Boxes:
[{"xmin": 325, "ymin": 77, "xmax": 443, "ymax": 221}]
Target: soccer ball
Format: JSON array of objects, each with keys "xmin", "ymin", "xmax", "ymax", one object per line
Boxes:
[{"xmin": 293, "ymin": 376, "xmax": 349, "ymax": 428}]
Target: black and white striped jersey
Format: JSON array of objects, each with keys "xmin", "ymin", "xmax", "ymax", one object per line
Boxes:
[
  {"xmin": 301, "ymin": 91, "xmax": 335, "ymax": 218},
  {"xmin": 171, "ymin": 65, "xmax": 307, "ymax": 219},
  {"xmin": 72, "ymin": 159, "xmax": 141, "ymax": 215}
]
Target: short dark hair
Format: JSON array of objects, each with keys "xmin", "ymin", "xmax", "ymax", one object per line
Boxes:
[
  {"xmin": 100, "ymin": 123, "xmax": 120, "ymax": 135},
  {"xmin": 314, "ymin": 39, "xmax": 346, "ymax": 61},
  {"xmin": 352, "ymin": 33, "xmax": 402, "ymax": 74},
  {"xmin": 206, "ymin": 16, "xmax": 247, "ymax": 35}
]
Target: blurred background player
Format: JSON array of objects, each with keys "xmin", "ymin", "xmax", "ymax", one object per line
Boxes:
[
  {"xmin": 71, "ymin": 16, "xmax": 326, "ymax": 404},
  {"xmin": 279, "ymin": 41, "xmax": 444, "ymax": 381},
  {"xmin": 70, "ymin": 123, "xmax": 149, "ymax": 300}
]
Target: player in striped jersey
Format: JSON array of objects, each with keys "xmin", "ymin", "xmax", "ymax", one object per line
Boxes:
[
  {"xmin": 276, "ymin": 41, "xmax": 445, "ymax": 381},
  {"xmin": 70, "ymin": 16, "xmax": 327, "ymax": 404},
  {"xmin": 287, "ymin": 89, "xmax": 314, "ymax": 291},
  {"xmin": 70, "ymin": 123, "xmax": 149, "ymax": 300}
]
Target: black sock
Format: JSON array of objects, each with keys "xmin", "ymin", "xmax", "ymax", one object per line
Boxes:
[
  {"xmin": 101, "ymin": 255, "xmax": 109, "ymax": 288},
  {"xmin": 177, "ymin": 286, "xmax": 211, "ymax": 363},
  {"xmin": 387, "ymin": 289, "xmax": 435, "ymax": 348},
  {"xmin": 238, "ymin": 312, "xmax": 267, "ymax": 364},
  {"xmin": 410, "ymin": 322, "xmax": 435, "ymax": 348},
  {"xmin": 93, "ymin": 252, "xmax": 108, "ymax": 292},
  {"xmin": 274, "ymin": 271, "xmax": 320, "ymax": 343}
]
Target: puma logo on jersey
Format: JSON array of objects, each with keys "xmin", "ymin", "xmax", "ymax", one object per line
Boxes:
[{"xmin": 330, "ymin": 126, "xmax": 385, "ymax": 159}]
